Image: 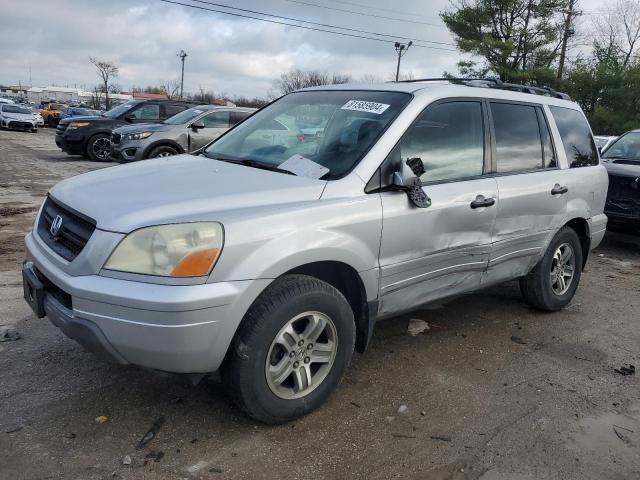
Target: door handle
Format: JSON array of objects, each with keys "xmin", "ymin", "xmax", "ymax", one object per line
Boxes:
[
  {"xmin": 470, "ymin": 195, "xmax": 495, "ymax": 209},
  {"xmin": 551, "ymin": 184, "xmax": 568, "ymax": 195}
]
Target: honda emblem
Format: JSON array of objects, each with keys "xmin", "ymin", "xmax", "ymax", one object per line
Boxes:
[{"xmin": 50, "ymin": 215, "xmax": 63, "ymax": 237}]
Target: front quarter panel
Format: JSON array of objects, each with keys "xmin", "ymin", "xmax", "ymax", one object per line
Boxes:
[{"xmin": 207, "ymin": 194, "xmax": 383, "ymax": 302}]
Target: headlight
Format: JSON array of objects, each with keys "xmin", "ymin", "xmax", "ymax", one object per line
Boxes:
[
  {"xmin": 104, "ymin": 222, "xmax": 224, "ymax": 277},
  {"xmin": 123, "ymin": 131, "xmax": 153, "ymax": 141},
  {"xmin": 67, "ymin": 122, "xmax": 90, "ymax": 129}
]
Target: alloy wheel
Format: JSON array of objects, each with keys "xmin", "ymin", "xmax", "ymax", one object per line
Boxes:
[
  {"xmin": 550, "ymin": 242, "xmax": 575, "ymax": 295},
  {"xmin": 265, "ymin": 311, "xmax": 338, "ymax": 400},
  {"xmin": 92, "ymin": 137, "xmax": 111, "ymax": 160}
]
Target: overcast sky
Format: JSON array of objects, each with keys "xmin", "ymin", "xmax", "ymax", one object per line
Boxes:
[{"xmin": 0, "ymin": 0, "xmax": 608, "ymax": 98}]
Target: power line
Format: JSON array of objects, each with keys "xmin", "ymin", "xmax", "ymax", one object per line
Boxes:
[
  {"xmin": 282, "ymin": 0, "xmax": 448, "ymax": 28},
  {"xmin": 188, "ymin": 0, "xmax": 454, "ymax": 46},
  {"xmin": 322, "ymin": 0, "xmax": 442, "ymax": 22},
  {"xmin": 157, "ymin": 0, "xmax": 458, "ymax": 51}
]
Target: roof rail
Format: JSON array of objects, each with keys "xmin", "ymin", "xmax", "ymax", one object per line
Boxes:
[{"xmin": 395, "ymin": 77, "xmax": 571, "ymax": 100}]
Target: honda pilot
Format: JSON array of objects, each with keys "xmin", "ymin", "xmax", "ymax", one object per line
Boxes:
[{"xmin": 23, "ymin": 80, "xmax": 608, "ymax": 424}]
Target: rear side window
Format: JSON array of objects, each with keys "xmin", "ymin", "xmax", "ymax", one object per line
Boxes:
[
  {"xmin": 491, "ymin": 103, "xmax": 543, "ymax": 172},
  {"xmin": 164, "ymin": 104, "xmax": 186, "ymax": 118},
  {"xmin": 549, "ymin": 106, "xmax": 598, "ymax": 167},
  {"xmin": 230, "ymin": 111, "xmax": 251, "ymax": 125},
  {"xmin": 399, "ymin": 101, "xmax": 485, "ymax": 183}
]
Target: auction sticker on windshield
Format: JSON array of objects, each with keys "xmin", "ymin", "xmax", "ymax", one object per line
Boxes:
[
  {"xmin": 279, "ymin": 154, "xmax": 329, "ymax": 179},
  {"xmin": 341, "ymin": 100, "xmax": 390, "ymax": 115}
]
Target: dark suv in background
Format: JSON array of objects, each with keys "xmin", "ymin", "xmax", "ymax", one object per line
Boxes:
[{"xmin": 55, "ymin": 99, "xmax": 195, "ymax": 161}]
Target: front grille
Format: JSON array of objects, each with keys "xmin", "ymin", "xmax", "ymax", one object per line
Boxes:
[
  {"xmin": 111, "ymin": 132, "xmax": 121, "ymax": 144},
  {"xmin": 9, "ymin": 121, "xmax": 32, "ymax": 129},
  {"xmin": 56, "ymin": 123, "xmax": 69, "ymax": 135},
  {"xmin": 608, "ymin": 174, "xmax": 639, "ymax": 200},
  {"xmin": 37, "ymin": 197, "xmax": 96, "ymax": 261}
]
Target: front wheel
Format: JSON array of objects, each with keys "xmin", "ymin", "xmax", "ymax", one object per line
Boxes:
[
  {"xmin": 520, "ymin": 226, "xmax": 583, "ymax": 311},
  {"xmin": 86, "ymin": 134, "xmax": 111, "ymax": 162},
  {"xmin": 222, "ymin": 275, "xmax": 355, "ymax": 424},
  {"xmin": 147, "ymin": 145, "xmax": 178, "ymax": 158}
]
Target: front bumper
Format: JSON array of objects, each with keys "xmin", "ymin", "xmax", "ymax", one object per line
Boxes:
[
  {"xmin": 3, "ymin": 120, "xmax": 35, "ymax": 130},
  {"xmin": 24, "ymin": 231, "xmax": 271, "ymax": 373},
  {"xmin": 56, "ymin": 131, "xmax": 87, "ymax": 155},
  {"xmin": 110, "ymin": 139, "xmax": 146, "ymax": 163}
]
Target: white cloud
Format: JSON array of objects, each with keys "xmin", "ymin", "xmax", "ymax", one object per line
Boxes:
[{"xmin": 0, "ymin": 0, "xmax": 606, "ymax": 97}]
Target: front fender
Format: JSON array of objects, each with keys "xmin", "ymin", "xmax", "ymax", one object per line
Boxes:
[{"xmin": 207, "ymin": 195, "xmax": 383, "ymax": 302}]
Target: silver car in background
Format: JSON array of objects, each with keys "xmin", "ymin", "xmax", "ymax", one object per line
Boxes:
[
  {"xmin": 0, "ymin": 103, "xmax": 38, "ymax": 132},
  {"xmin": 23, "ymin": 81, "xmax": 608, "ymax": 424},
  {"xmin": 110, "ymin": 105, "xmax": 255, "ymax": 162}
]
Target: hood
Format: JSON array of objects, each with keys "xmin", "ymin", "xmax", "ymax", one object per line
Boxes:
[
  {"xmin": 59, "ymin": 115, "xmax": 110, "ymax": 125},
  {"xmin": 113, "ymin": 123, "xmax": 173, "ymax": 135},
  {"xmin": 2, "ymin": 112, "xmax": 35, "ymax": 121},
  {"xmin": 603, "ymin": 160, "xmax": 640, "ymax": 177},
  {"xmin": 49, "ymin": 154, "xmax": 327, "ymax": 233}
]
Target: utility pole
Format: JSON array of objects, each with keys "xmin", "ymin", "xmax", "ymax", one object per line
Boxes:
[
  {"xmin": 177, "ymin": 50, "xmax": 188, "ymax": 99},
  {"xmin": 394, "ymin": 41, "xmax": 413, "ymax": 81},
  {"xmin": 557, "ymin": 0, "xmax": 577, "ymax": 80}
]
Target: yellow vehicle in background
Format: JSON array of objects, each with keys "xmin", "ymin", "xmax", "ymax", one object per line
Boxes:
[{"xmin": 40, "ymin": 102, "xmax": 67, "ymax": 127}]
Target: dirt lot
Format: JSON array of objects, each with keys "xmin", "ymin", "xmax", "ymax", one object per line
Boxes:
[{"xmin": 1, "ymin": 128, "xmax": 639, "ymax": 480}]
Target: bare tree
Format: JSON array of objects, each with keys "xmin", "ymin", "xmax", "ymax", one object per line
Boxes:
[
  {"xmin": 593, "ymin": 0, "xmax": 640, "ymax": 66},
  {"xmin": 89, "ymin": 57, "xmax": 118, "ymax": 110},
  {"xmin": 273, "ymin": 69, "xmax": 351, "ymax": 95},
  {"xmin": 161, "ymin": 79, "xmax": 182, "ymax": 99}
]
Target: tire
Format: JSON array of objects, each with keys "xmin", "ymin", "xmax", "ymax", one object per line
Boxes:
[
  {"xmin": 222, "ymin": 274, "xmax": 356, "ymax": 424},
  {"xmin": 519, "ymin": 226, "xmax": 583, "ymax": 311},
  {"xmin": 147, "ymin": 145, "xmax": 178, "ymax": 158},
  {"xmin": 31, "ymin": 128, "xmax": 37, "ymax": 133},
  {"xmin": 47, "ymin": 117, "xmax": 56, "ymax": 128},
  {"xmin": 86, "ymin": 134, "xmax": 111, "ymax": 162}
]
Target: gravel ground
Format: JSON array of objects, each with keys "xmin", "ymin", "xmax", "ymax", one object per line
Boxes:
[{"xmin": 1, "ymin": 128, "xmax": 639, "ymax": 480}]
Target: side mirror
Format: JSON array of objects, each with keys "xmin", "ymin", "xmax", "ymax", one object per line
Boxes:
[
  {"xmin": 190, "ymin": 121, "xmax": 205, "ymax": 131},
  {"xmin": 392, "ymin": 158, "xmax": 431, "ymax": 208},
  {"xmin": 124, "ymin": 115, "xmax": 135, "ymax": 123}
]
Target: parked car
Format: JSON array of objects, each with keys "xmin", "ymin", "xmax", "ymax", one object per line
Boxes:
[
  {"xmin": 594, "ymin": 135, "xmax": 617, "ymax": 152},
  {"xmin": 59, "ymin": 107, "xmax": 100, "ymax": 121},
  {"xmin": 40, "ymin": 102, "xmax": 68, "ymax": 127},
  {"xmin": 600, "ymin": 131, "xmax": 640, "ymax": 232},
  {"xmin": 0, "ymin": 103, "xmax": 38, "ymax": 132},
  {"xmin": 28, "ymin": 105, "xmax": 45, "ymax": 127},
  {"xmin": 23, "ymin": 81, "xmax": 608, "ymax": 424},
  {"xmin": 0, "ymin": 97, "xmax": 15, "ymax": 104},
  {"xmin": 55, "ymin": 99, "xmax": 196, "ymax": 161},
  {"xmin": 110, "ymin": 105, "xmax": 255, "ymax": 162}
]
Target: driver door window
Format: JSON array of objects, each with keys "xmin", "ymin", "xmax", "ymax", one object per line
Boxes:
[
  {"xmin": 202, "ymin": 111, "xmax": 230, "ymax": 128},
  {"xmin": 399, "ymin": 101, "xmax": 485, "ymax": 183},
  {"xmin": 130, "ymin": 104, "xmax": 160, "ymax": 121}
]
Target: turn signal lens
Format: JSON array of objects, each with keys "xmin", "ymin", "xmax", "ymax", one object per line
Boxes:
[{"xmin": 170, "ymin": 248, "xmax": 220, "ymax": 276}]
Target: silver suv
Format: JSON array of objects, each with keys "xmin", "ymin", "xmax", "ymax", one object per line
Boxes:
[
  {"xmin": 110, "ymin": 105, "xmax": 255, "ymax": 162},
  {"xmin": 22, "ymin": 80, "xmax": 608, "ymax": 424}
]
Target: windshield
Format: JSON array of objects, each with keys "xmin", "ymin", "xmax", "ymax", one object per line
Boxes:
[
  {"xmin": 2, "ymin": 105, "xmax": 32, "ymax": 114},
  {"xmin": 164, "ymin": 107, "xmax": 207, "ymax": 125},
  {"xmin": 103, "ymin": 102, "xmax": 141, "ymax": 118},
  {"xmin": 50, "ymin": 104, "xmax": 66, "ymax": 111},
  {"xmin": 204, "ymin": 90, "xmax": 411, "ymax": 179},
  {"xmin": 602, "ymin": 132, "xmax": 640, "ymax": 162}
]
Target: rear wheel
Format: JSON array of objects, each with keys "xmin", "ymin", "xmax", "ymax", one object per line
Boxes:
[
  {"xmin": 47, "ymin": 117, "xmax": 56, "ymax": 128},
  {"xmin": 147, "ymin": 145, "xmax": 178, "ymax": 158},
  {"xmin": 222, "ymin": 274, "xmax": 355, "ymax": 424},
  {"xmin": 520, "ymin": 226, "xmax": 583, "ymax": 311},
  {"xmin": 86, "ymin": 134, "xmax": 111, "ymax": 162}
]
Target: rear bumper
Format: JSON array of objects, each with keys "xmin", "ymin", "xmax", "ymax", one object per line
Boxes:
[{"xmin": 24, "ymin": 231, "xmax": 272, "ymax": 373}]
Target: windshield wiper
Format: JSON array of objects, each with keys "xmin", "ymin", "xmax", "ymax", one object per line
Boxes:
[{"xmin": 207, "ymin": 153, "xmax": 296, "ymax": 175}]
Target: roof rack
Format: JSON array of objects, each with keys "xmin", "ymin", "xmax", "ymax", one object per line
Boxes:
[{"xmin": 395, "ymin": 77, "xmax": 571, "ymax": 100}]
